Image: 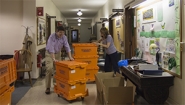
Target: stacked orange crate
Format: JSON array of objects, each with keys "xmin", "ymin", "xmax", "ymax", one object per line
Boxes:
[
  {"xmin": 0, "ymin": 58, "xmax": 17, "ymax": 105},
  {"xmin": 54, "ymin": 61, "xmax": 88, "ymax": 102},
  {"xmin": 72, "ymin": 43, "xmax": 99, "ymax": 82},
  {"xmin": 0, "ymin": 86, "xmax": 14, "ymax": 105}
]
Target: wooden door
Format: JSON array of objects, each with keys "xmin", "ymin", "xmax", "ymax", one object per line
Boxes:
[
  {"xmin": 125, "ymin": 7, "xmax": 137, "ymax": 59},
  {"xmin": 46, "ymin": 13, "xmax": 51, "ymax": 43}
]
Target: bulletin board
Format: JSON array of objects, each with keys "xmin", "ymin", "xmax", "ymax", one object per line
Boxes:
[{"xmin": 136, "ymin": 0, "xmax": 182, "ymax": 78}]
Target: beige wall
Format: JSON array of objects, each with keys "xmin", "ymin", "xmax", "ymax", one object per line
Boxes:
[
  {"xmin": 97, "ymin": 23, "xmax": 102, "ymax": 40},
  {"xmin": 0, "ymin": 0, "xmax": 38, "ymax": 78},
  {"xmin": 0, "ymin": 0, "xmax": 23, "ymax": 54},
  {"xmin": 22, "ymin": 0, "xmax": 37, "ymax": 79},
  {"xmin": 92, "ymin": 0, "xmax": 131, "ymax": 52},
  {"xmin": 92, "ymin": 0, "xmax": 133, "ymax": 25},
  {"xmin": 0, "ymin": 0, "xmax": 66, "ymax": 78},
  {"xmin": 36, "ymin": 0, "xmax": 66, "ymax": 50},
  {"xmin": 93, "ymin": 0, "xmax": 185, "ymax": 104}
]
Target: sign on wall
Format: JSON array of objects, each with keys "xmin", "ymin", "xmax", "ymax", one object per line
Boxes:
[{"xmin": 37, "ymin": 7, "xmax": 44, "ymax": 16}]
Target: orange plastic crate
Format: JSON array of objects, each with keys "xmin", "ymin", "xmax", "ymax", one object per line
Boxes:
[
  {"xmin": 54, "ymin": 85, "xmax": 88, "ymax": 101},
  {"xmin": 72, "ymin": 43, "xmax": 98, "ymax": 56},
  {"xmin": 55, "ymin": 76, "xmax": 86, "ymax": 97},
  {"xmin": 0, "ymin": 58, "xmax": 17, "ymax": 89},
  {"xmin": 86, "ymin": 66, "xmax": 99, "ymax": 82},
  {"xmin": 54, "ymin": 76, "xmax": 88, "ymax": 101},
  {"xmin": 74, "ymin": 55, "xmax": 98, "ymax": 68},
  {"xmin": 0, "ymin": 85, "xmax": 9, "ymax": 95},
  {"xmin": 0, "ymin": 86, "xmax": 14, "ymax": 105},
  {"xmin": 55, "ymin": 61, "xmax": 87, "ymax": 81}
]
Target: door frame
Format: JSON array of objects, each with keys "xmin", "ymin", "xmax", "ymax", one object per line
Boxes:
[
  {"xmin": 71, "ymin": 29, "xmax": 79, "ymax": 43},
  {"xmin": 46, "ymin": 13, "xmax": 51, "ymax": 44},
  {"xmin": 124, "ymin": 7, "xmax": 137, "ymax": 59}
]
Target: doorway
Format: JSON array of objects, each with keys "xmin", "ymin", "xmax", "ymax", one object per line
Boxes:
[
  {"xmin": 71, "ymin": 29, "xmax": 79, "ymax": 43},
  {"xmin": 124, "ymin": 7, "xmax": 136, "ymax": 59},
  {"xmin": 109, "ymin": 18, "xmax": 113, "ymax": 38},
  {"xmin": 46, "ymin": 13, "xmax": 51, "ymax": 43}
]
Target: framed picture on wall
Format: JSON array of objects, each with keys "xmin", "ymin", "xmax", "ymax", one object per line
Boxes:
[
  {"xmin": 116, "ymin": 19, "xmax": 121, "ymax": 28},
  {"xmin": 142, "ymin": 7, "xmax": 156, "ymax": 23},
  {"xmin": 37, "ymin": 17, "xmax": 46, "ymax": 46}
]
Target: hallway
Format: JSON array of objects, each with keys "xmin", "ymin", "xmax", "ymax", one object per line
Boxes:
[
  {"xmin": 16, "ymin": 78, "xmax": 98, "ymax": 105},
  {"xmin": 15, "ymin": 77, "xmax": 152, "ymax": 105}
]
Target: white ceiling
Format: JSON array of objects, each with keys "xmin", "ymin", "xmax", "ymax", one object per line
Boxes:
[{"xmin": 51, "ymin": 0, "xmax": 108, "ymax": 24}]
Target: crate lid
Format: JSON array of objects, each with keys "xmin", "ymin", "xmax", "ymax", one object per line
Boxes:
[
  {"xmin": 55, "ymin": 61, "xmax": 88, "ymax": 69},
  {"xmin": 55, "ymin": 75, "xmax": 86, "ymax": 85},
  {"xmin": 73, "ymin": 55, "xmax": 99, "ymax": 58},
  {"xmin": 86, "ymin": 66, "xmax": 99, "ymax": 70},
  {"xmin": 72, "ymin": 43, "xmax": 97, "ymax": 47}
]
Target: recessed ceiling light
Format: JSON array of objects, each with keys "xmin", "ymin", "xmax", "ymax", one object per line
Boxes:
[
  {"xmin": 77, "ymin": 10, "xmax": 83, "ymax": 16},
  {"xmin": 78, "ymin": 18, "xmax": 82, "ymax": 22}
]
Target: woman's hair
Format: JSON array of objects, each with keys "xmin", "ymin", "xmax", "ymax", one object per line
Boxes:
[{"xmin": 100, "ymin": 27, "xmax": 109, "ymax": 38}]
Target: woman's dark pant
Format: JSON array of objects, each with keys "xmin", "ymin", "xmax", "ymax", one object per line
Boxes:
[{"xmin": 104, "ymin": 52, "xmax": 120, "ymax": 74}]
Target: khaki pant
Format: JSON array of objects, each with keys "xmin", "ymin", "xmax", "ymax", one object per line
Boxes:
[{"xmin": 45, "ymin": 51, "xmax": 61, "ymax": 88}]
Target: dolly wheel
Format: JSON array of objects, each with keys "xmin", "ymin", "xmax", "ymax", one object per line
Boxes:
[
  {"xmin": 81, "ymin": 97, "xmax": 84, "ymax": 101},
  {"xmin": 69, "ymin": 100, "xmax": 72, "ymax": 103}
]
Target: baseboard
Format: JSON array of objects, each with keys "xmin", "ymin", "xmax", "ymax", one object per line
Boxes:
[{"xmin": 166, "ymin": 97, "xmax": 180, "ymax": 105}]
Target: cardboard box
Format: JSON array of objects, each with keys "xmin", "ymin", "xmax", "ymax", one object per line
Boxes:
[
  {"xmin": 95, "ymin": 72, "xmax": 119, "ymax": 92},
  {"xmin": 96, "ymin": 88, "xmax": 104, "ymax": 104},
  {"xmin": 102, "ymin": 77, "xmax": 136, "ymax": 105},
  {"xmin": 95, "ymin": 72, "xmax": 122, "ymax": 104}
]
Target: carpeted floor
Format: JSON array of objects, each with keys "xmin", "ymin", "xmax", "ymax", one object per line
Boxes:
[{"xmin": 11, "ymin": 79, "xmax": 37, "ymax": 105}]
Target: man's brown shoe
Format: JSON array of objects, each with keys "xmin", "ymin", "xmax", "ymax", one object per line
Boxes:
[{"xmin": 45, "ymin": 88, "xmax": 50, "ymax": 94}]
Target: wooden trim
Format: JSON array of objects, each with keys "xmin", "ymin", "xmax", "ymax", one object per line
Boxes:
[
  {"xmin": 163, "ymin": 69, "xmax": 181, "ymax": 78},
  {"xmin": 180, "ymin": 0, "xmax": 183, "ymax": 79}
]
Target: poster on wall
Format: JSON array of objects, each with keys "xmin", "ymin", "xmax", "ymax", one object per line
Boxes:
[
  {"xmin": 166, "ymin": 39, "xmax": 176, "ymax": 53},
  {"xmin": 144, "ymin": 38, "xmax": 149, "ymax": 52},
  {"xmin": 37, "ymin": 17, "xmax": 46, "ymax": 46},
  {"xmin": 169, "ymin": 0, "xmax": 174, "ymax": 7},
  {"xmin": 136, "ymin": 0, "xmax": 182, "ymax": 78},
  {"xmin": 116, "ymin": 19, "xmax": 121, "ymax": 28},
  {"xmin": 117, "ymin": 31, "xmax": 124, "ymax": 51},
  {"xmin": 142, "ymin": 7, "xmax": 156, "ymax": 23}
]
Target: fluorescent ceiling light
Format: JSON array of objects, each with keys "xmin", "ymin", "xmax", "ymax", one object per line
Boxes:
[
  {"xmin": 78, "ymin": 18, "xmax": 82, "ymax": 22},
  {"xmin": 77, "ymin": 10, "xmax": 83, "ymax": 16}
]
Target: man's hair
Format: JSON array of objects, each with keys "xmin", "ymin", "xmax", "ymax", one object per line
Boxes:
[
  {"xmin": 56, "ymin": 26, "xmax": 65, "ymax": 32},
  {"xmin": 100, "ymin": 27, "xmax": 109, "ymax": 38}
]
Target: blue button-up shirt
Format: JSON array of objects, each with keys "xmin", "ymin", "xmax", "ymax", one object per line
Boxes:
[{"xmin": 46, "ymin": 33, "xmax": 71, "ymax": 53}]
